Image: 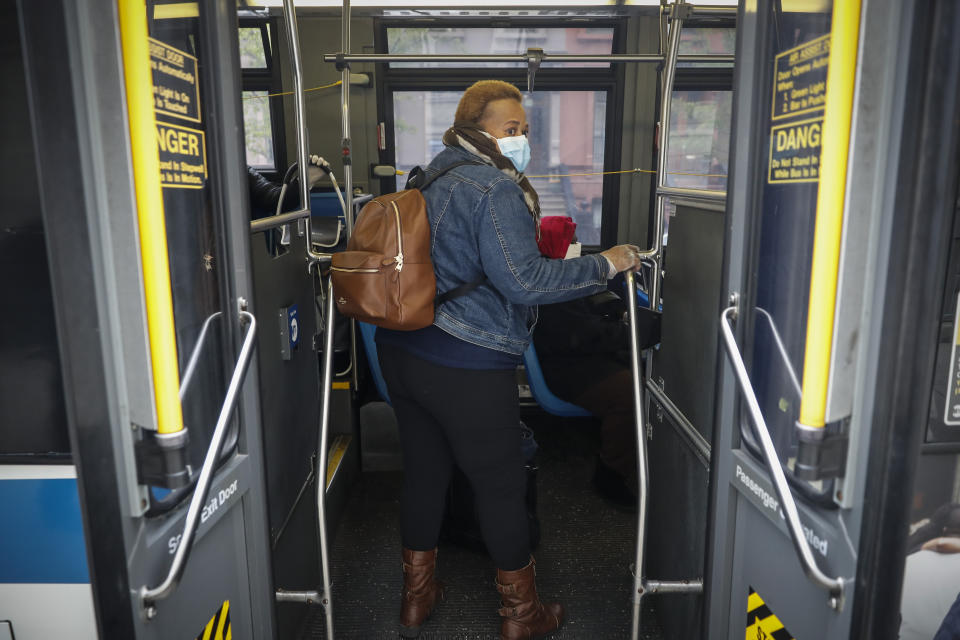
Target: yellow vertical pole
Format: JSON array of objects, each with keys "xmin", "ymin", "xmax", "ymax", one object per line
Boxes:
[
  {"xmin": 797, "ymin": 0, "xmax": 862, "ymax": 429},
  {"xmin": 117, "ymin": 0, "xmax": 184, "ymax": 434}
]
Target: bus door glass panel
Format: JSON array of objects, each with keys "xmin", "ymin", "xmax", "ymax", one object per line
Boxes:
[
  {"xmin": 898, "ymin": 203, "xmax": 960, "ymax": 640},
  {"xmin": 147, "ymin": 12, "xmax": 230, "ymax": 501},
  {"xmin": 900, "ymin": 1, "xmax": 960, "ymax": 625},
  {"xmin": 742, "ymin": 3, "xmax": 832, "ymax": 495},
  {"xmin": 392, "ymin": 90, "xmax": 608, "ymax": 246}
]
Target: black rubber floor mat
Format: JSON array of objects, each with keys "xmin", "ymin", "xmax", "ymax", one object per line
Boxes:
[{"xmin": 298, "ymin": 414, "xmax": 665, "ymax": 639}]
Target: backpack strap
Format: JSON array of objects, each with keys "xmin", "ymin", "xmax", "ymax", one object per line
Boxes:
[
  {"xmin": 417, "ymin": 160, "xmax": 484, "ymax": 191},
  {"xmin": 435, "ymin": 278, "xmax": 487, "ymax": 308},
  {"xmin": 415, "ymin": 159, "xmax": 486, "ymax": 307}
]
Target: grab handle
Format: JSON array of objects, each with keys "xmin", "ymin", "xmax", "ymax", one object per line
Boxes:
[
  {"xmin": 719, "ymin": 305, "xmax": 844, "ymax": 605},
  {"xmin": 140, "ymin": 309, "xmax": 258, "ymax": 611}
]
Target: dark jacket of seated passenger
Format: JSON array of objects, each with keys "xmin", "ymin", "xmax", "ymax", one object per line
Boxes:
[
  {"xmin": 534, "ymin": 295, "xmax": 660, "ymax": 398},
  {"xmin": 247, "ymin": 166, "xmax": 300, "ymax": 216}
]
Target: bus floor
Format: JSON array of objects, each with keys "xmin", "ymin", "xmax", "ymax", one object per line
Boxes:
[{"xmin": 299, "ymin": 413, "xmax": 665, "ymax": 639}]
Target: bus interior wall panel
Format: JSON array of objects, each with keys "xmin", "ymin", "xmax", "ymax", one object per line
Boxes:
[
  {"xmin": 643, "ymin": 202, "xmax": 724, "ymax": 640},
  {"xmin": 652, "ymin": 203, "xmax": 726, "ymax": 444},
  {"xmin": 0, "ymin": 0, "xmax": 69, "ymax": 459},
  {"xmin": 249, "ymin": 230, "xmax": 321, "ymax": 637},
  {"xmin": 646, "ymin": 398, "xmax": 709, "ymax": 640}
]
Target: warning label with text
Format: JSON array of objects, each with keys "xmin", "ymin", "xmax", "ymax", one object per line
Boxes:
[
  {"xmin": 149, "ymin": 38, "xmax": 201, "ymax": 123},
  {"xmin": 768, "ymin": 117, "xmax": 822, "ymax": 184},
  {"xmin": 156, "ymin": 122, "xmax": 207, "ymax": 189},
  {"xmin": 772, "ymin": 34, "xmax": 830, "ymax": 121}
]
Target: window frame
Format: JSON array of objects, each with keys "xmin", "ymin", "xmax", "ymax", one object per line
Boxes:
[
  {"xmin": 374, "ymin": 18, "xmax": 627, "ymax": 250},
  {"xmin": 239, "ymin": 16, "xmax": 287, "ymax": 177},
  {"xmin": 649, "ymin": 17, "xmax": 735, "ymax": 245}
]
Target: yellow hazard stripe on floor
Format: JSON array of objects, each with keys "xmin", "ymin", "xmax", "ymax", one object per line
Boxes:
[
  {"xmin": 745, "ymin": 588, "xmax": 795, "ymax": 640},
  {"xmin": 326, "ymin": 434, "xmax": 352, "ymax": 490},
  {"xmin": 196, "ymin": 600, "xmax": 231, "ymax": 640}
]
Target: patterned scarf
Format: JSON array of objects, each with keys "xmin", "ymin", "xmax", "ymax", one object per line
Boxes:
[{"xmin": 442, "ymin": 121, "xmax": 541, "ymax": 238}]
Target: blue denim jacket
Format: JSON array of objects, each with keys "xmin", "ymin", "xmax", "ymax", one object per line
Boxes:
[{"xmin": 423, "ymin": 146, "xmax": 609, "ymax": 355}]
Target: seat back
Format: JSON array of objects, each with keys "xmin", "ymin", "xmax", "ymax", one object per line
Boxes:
[
  {"xmin": 522, "ymin": 343, "xmax": 592, "ymax": 418},
  {"xmin": 359, "ymin": 321, "xmax": 591, "ymax": 418}
]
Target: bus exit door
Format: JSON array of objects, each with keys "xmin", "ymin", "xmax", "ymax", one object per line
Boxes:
[{"xmin": 13, "ymin": 1, "xmax": 277, "ymax": 637}]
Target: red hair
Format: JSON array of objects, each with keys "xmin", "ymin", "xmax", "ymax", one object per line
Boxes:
[{"xmin": 454, "ymin": 80, "xmax": 523, "ymax": 124}]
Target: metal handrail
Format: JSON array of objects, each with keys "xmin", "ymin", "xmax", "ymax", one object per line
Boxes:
[
  {"xmin": 321, "ymin": 53, "xmax": 734, "ymax": 64},
  {"xmin": 141, "ymin": 310, "xmax": 258, "ymax": 609},
  {"xmin": 250, "ymin": 207, "xmax": 311, "ymax": 234},
  {"xmin": 656, "ymin": 185, "xmax": 727, "ymax": 202},
  {"xmin": 645, "ymin": 378, "xmax": 711, "ymax": 467},
  {"xmin": 754, "ymin": 307, "xmax": 802, "ymax": 398},
  {"xmin": 719, "ymin": 305, "xmax": 844, "ymax": 604},
  {"xmin": 626, "ymin": 271, "xmax": 651, "ymax": 640},
  {"xmin": 313, "ymin": 277, "xmax": 337, "ymax": 639},
  {"xmin": 179, "ymin": 311, "xmax": 222, "ymax": 400}
]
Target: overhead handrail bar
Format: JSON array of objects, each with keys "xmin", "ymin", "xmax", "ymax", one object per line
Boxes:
[
  {"xmin": 141, "ymin": 309, "xmax": 258, "ymax": 609},
  {"xmin": 797, "ymin": 0, "xmax": 862, "ymax": 430},
  {"xmin": 117, "ymin": 0, "xmax": 185, "ymax": 436},
  {"xmin": 754, "ymin": 307, "xmax": 802, "ymax": 399},
  {"xmin": 720, "ymin": 305, "xmax": 844, "ymax": 605},
  {"xmin": 321, "ymin": 52, "xmax": 733, "ymax": 64}
]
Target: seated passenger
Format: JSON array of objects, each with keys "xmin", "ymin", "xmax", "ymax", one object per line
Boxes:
[
  {"xmin": 373, "ymin": 79, "xmax": 643, "ymax": 639},
  {"xmin": 533, "ymin": 243, "xmax": 660, "ymax": 510},
  {"xmin": 246, "ymin": 161, "xmax": 324, "ymax": 214},
  {"xmin": 900, "ymin": 503, "xmax": 960, "ymax": 640}
]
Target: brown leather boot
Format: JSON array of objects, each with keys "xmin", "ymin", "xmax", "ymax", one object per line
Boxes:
[
  {"xmin": 399, "ymin": 547, "xmax": 443, "ymax": 638},
  {"xmin": 496, "ymin": 557, "xmax": 565, "ymax": 640}
]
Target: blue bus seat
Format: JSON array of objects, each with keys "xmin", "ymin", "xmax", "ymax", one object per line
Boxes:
[
  {"xmin": 359, "ymin": 322, "xmax": 590, "ymax": 417},
  {"xmin": 522, "ymin": 343, "xmax": 592, "ymax": 418}
]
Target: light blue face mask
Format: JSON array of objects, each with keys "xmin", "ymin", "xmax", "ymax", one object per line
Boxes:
[{"xmin": 484, "ymin": 131, "xmax": 531, "ymax": 173}]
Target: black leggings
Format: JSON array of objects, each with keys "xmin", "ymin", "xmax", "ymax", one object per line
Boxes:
[{"xmin": 378, "ymin": 342, "xmax": 531, "ymax": 571}]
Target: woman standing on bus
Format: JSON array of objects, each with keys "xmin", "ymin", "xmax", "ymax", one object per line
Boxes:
[{"xmin": 375, "ymin": 80, "xmax": 642, "ymax": 639}]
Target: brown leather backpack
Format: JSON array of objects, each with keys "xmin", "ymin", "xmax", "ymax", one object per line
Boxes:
[{"xmin": 330, "ymin": 161, "xmax": 482, "ymax": 331}]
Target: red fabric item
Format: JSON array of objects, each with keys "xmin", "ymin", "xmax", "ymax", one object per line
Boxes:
[{"xmin": 537, "ymin": 216, "xmax": 577, "ymax": 259}]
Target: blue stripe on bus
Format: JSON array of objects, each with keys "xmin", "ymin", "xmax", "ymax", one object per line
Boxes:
[{"xmin": 0, "ymin": 478, "xmax": 89, "ymax": 583}]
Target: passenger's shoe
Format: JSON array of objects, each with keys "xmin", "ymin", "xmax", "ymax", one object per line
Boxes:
[
  {"xmin": 592, "ymin": 458, "xmax": 638, "ymax": 513},
  {"xmin": 399, "ymin": 547, "xmax": 444, "ymax": 638},
  {"xmin": 496, "ymin": 556, "xmax": 564, "ymax": 640}
]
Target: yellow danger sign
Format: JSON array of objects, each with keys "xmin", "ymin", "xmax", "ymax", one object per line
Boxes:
[
  {"xmin": 746, "ymin": 588, "xmax": 795, "ymax": 640},
  {"xmin": 768, "ymin": 116, "xmax": 823, "ymax": 184},
  {"xmin": 156, "ymin": 121, "xmax": 207, "ymax": 189},
  {"xmin": 195, "ymin": 600, "xmax": 231, "ymax": 640}
]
